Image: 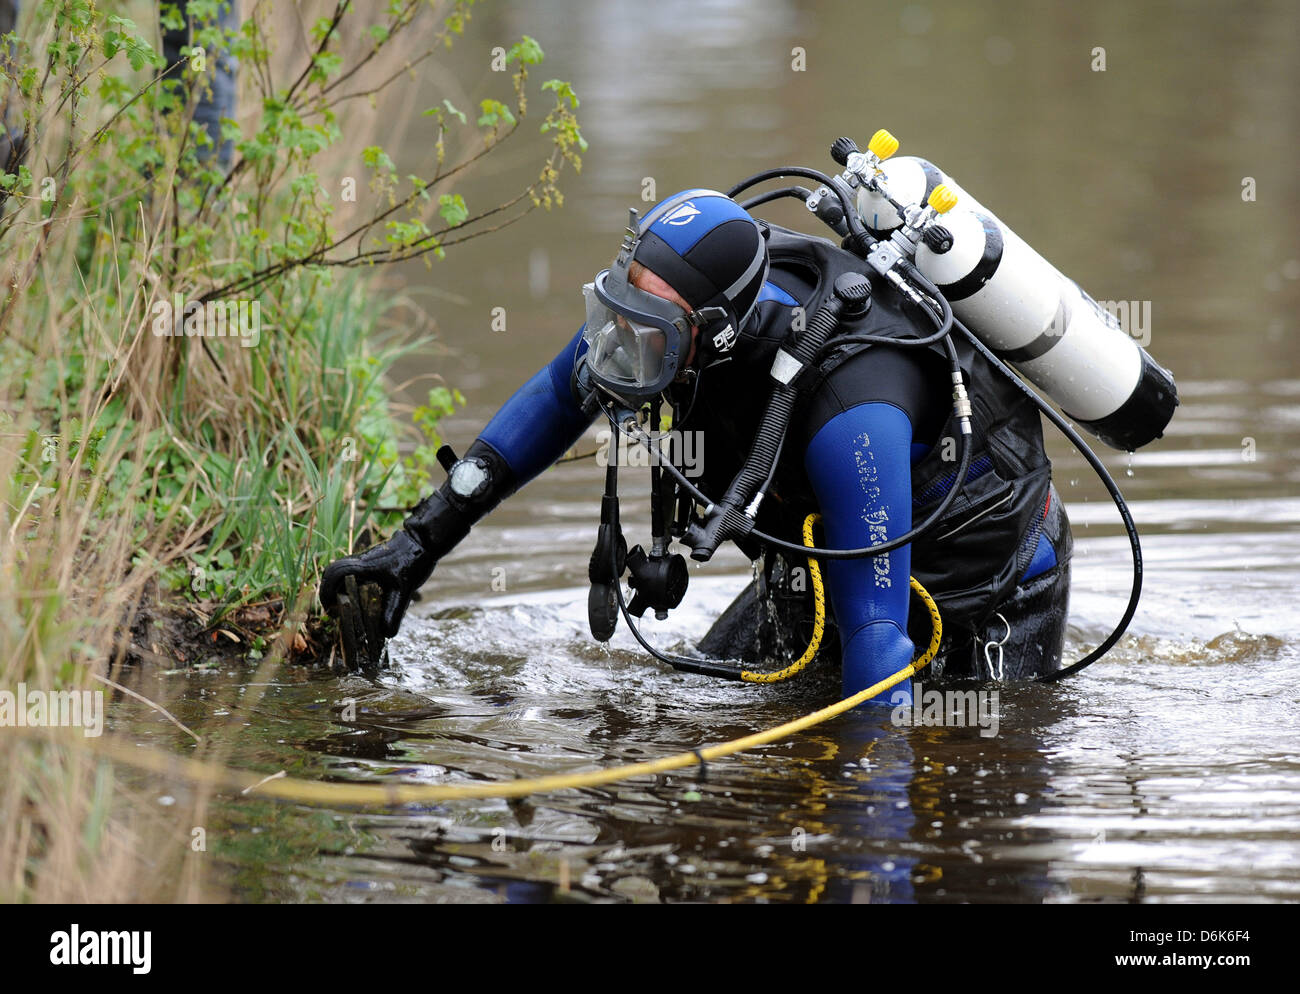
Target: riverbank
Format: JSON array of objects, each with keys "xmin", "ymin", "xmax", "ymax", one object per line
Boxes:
[{"xmin": 0, "ymin": 1, "xmax": 581, "ymax": 901}]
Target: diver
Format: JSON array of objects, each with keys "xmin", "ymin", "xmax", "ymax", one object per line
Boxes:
[{"xmin": 319, "ymin": 184, "xmax": 1093, "ymax": 706}]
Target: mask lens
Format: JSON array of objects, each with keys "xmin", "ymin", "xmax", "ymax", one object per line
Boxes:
[
  {"xmin": 588, "ymin": 316, "xmax": 666, "ymax": 386},
  {"xmin": 583, "ymin": 283, "xmax": 669, "ymax": 389}
]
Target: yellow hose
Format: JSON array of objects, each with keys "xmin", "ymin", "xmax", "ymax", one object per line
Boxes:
[
  {"xmin": 52, "ymin": 546, "xmax": 942, "ymax": 808},
  {"xmin": 742, "ymin": 513, "xmax": 940, "ymax": 685},
  {"xmin": 740, "ymin": 513, "xmax": 827, "ymax": 683}
]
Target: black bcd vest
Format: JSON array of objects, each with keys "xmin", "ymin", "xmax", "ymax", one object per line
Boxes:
[{"xmin": 673, "ymin": 223, "xmax": 1055, "ymax": 639}]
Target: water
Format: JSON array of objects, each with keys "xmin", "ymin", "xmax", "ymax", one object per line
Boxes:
[
  {"xmin": 115, "ymin": 0, "xmax": 1300, "ymax": 901},
  {"xmin": 112, "ymin": 387, "xmax": 1300, "ymax": 902}
]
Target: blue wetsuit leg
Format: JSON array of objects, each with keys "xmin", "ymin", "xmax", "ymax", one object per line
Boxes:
[
  {"xmin": 804, "ymin": 401, "xmax": 917, "ymax": 705},
  {"xmin": 477, "ymin": 327, "xmax": 594, "ymax": 486}
]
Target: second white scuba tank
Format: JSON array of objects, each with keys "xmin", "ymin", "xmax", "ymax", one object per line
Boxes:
[{"xmin": 849, "ymin": 139, "xmax": 1177, "ymax": 452}]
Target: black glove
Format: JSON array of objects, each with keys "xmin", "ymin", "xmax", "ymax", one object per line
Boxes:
[
  {"xmin": 318, "ymin": 441, "xmax": 514, "ymax": 671},
  {"xmin": 319, "ymin": 527, "xmax": 439, "ymax": 639},
  {"xmin": 318, "ymin": 531, "xmax": 437, "ymax": 674}
]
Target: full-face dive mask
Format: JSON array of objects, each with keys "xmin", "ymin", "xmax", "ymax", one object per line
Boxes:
[
  {"xmin": 579, "ymin": 193, "xmax": 770, "ymax": 407},
  {"xmin": 581, "ymin": 266, "xmax": 727, "ymax": 405}
]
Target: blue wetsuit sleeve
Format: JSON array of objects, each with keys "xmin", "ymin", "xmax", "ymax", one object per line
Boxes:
[
  {"xmin": 477, "ymin": 327, "xmax": 595, "ymax": 487},
  {"xmin": 804, "ymin": 401, "xmax": 917, "ymax": 704}
]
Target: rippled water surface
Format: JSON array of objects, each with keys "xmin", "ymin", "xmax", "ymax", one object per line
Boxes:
[
  {"xmin": 116, "ymin": 0, "xmax": 1300, "ymax": 902},
  {"xmin": 115, "ymin": 371, "xmax": 1300, "ymax": 902}
]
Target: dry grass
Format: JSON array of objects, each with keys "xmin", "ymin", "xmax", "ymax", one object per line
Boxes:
[{"xmin": 0, "ymin": 0, "xmax": 577, "ymax": 903}]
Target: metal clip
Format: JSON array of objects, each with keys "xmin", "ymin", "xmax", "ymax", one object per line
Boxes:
[{"xmin": 983, "ymin": 612, "xmax": 1010, "ymax": 682}]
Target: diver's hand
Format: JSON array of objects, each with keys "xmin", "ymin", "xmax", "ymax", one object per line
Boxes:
[
  {"xmin": 319, "ymin": 482, "xmax": 480, "ymax": 670},
  {"xmin": 319, "ymin": 529, "xmax": 436, "ymax": 639}
]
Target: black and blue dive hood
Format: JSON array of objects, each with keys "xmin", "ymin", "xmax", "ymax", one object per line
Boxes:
[{"xmin": 581, "ymin": 189, "xmax": 770, "ymax": 406}]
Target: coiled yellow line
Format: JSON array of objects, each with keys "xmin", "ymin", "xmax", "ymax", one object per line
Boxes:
[
  {"xmin": 42, "ymin": 518, "xmax": 941, "ymax": 808},
  {"xmin": 741, "ymin": 514, "xmax": 827, "ymax": 683},
  {"xmin": 742, "ymin": 514, "xmax": 940, "ymax": 685}
]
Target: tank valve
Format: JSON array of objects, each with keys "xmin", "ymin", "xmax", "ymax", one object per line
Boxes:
[
  {"xmin": 830, "ymin": 136, "xmax": 858, "ymax": 166},
  {"xmin": 867, "ymin": 128, "xmax": 900, "ymax": 161},
  {"xmin": 835, "ymin": 128, "xmax": 902, "ymax": 197},
  {"xmin": 928, "ymin": 184, "xmax": 959, "ymax": 214},
  {"xmin": 922, "ymin": 224, "xmax": 953, "ymax": 254}
]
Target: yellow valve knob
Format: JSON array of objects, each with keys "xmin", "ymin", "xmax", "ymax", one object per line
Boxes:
[
  {"xmin": 928, "ymin": 184, "xmax": 959, "ymax": 214},
  {"xmin": 867, "ymin": 129, "xmax": 899, "ymax": 161}
]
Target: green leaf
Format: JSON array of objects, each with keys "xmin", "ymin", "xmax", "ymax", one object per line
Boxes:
[
  {"xmin": 477, "ymin": 99, "xmax": 516, "ymax": 129},
  {"xmin": 310, "ymin": 15, "xmax": 336, "ymax": 43},
  {"xmin": 312, "ymin": 51, "xmax": 344, "ymax": 78},
  {"xmin": 385, "ymin": 218, "xmax": 432, "ymax": 246},
  {"xmin": 507, "ymin": 35, "xmax": 544, "ymax": 65},
  {"xmin": 442, "ymin": 98, "xmax": 466, "ymax": 124},
  {"xmin": 438, "ymin": 193, "xmax": 467, "ymax": 227},
  {"xmin": 361, "ymin": 145, "xmax": 396, "ymax": 174},
  {"xmin": 408, "ymin": 175, "xmax": 431, "ymax": 201},
  {"xmin": 542, "ymin": 79, "xmax": 579, "ymax": 109}
]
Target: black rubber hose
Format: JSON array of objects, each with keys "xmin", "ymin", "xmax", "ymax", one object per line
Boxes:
[
  {"xmin": 739, "ymin": 186, "xmax": 813, "ymax": 211},
  {"xmin": 816, "ymin": 279, "xmax": 955, "ymax": 356},
  {"xmin": 940, "ymin": 317, "xmax": 1144, "ymax": 682},
  {"xmin": 681, "ymin": 295, "xmax": 846, "ymax": 560},
  {"xmin": 735, "ymin": 291, "xmax": 846, "ymax": 499},
  {"xmin": 725, "ymin": 166, "xmax": 867, "ymax": 242},
  {"xmin": 755, "ymin": 427, "xmax": 788, "ymax": 503},
  {"xmin": 733, "ymin": 388, "xmax": 796, "ymax": 500},
  {"xmin": 620, "ymin": 290, "xmax": 975, "ymax": 561}
]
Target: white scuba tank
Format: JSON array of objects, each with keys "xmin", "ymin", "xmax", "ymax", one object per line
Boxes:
[{"xmin": 854, "ymin": 147, "xmax": 1177, "ymax": 451}]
